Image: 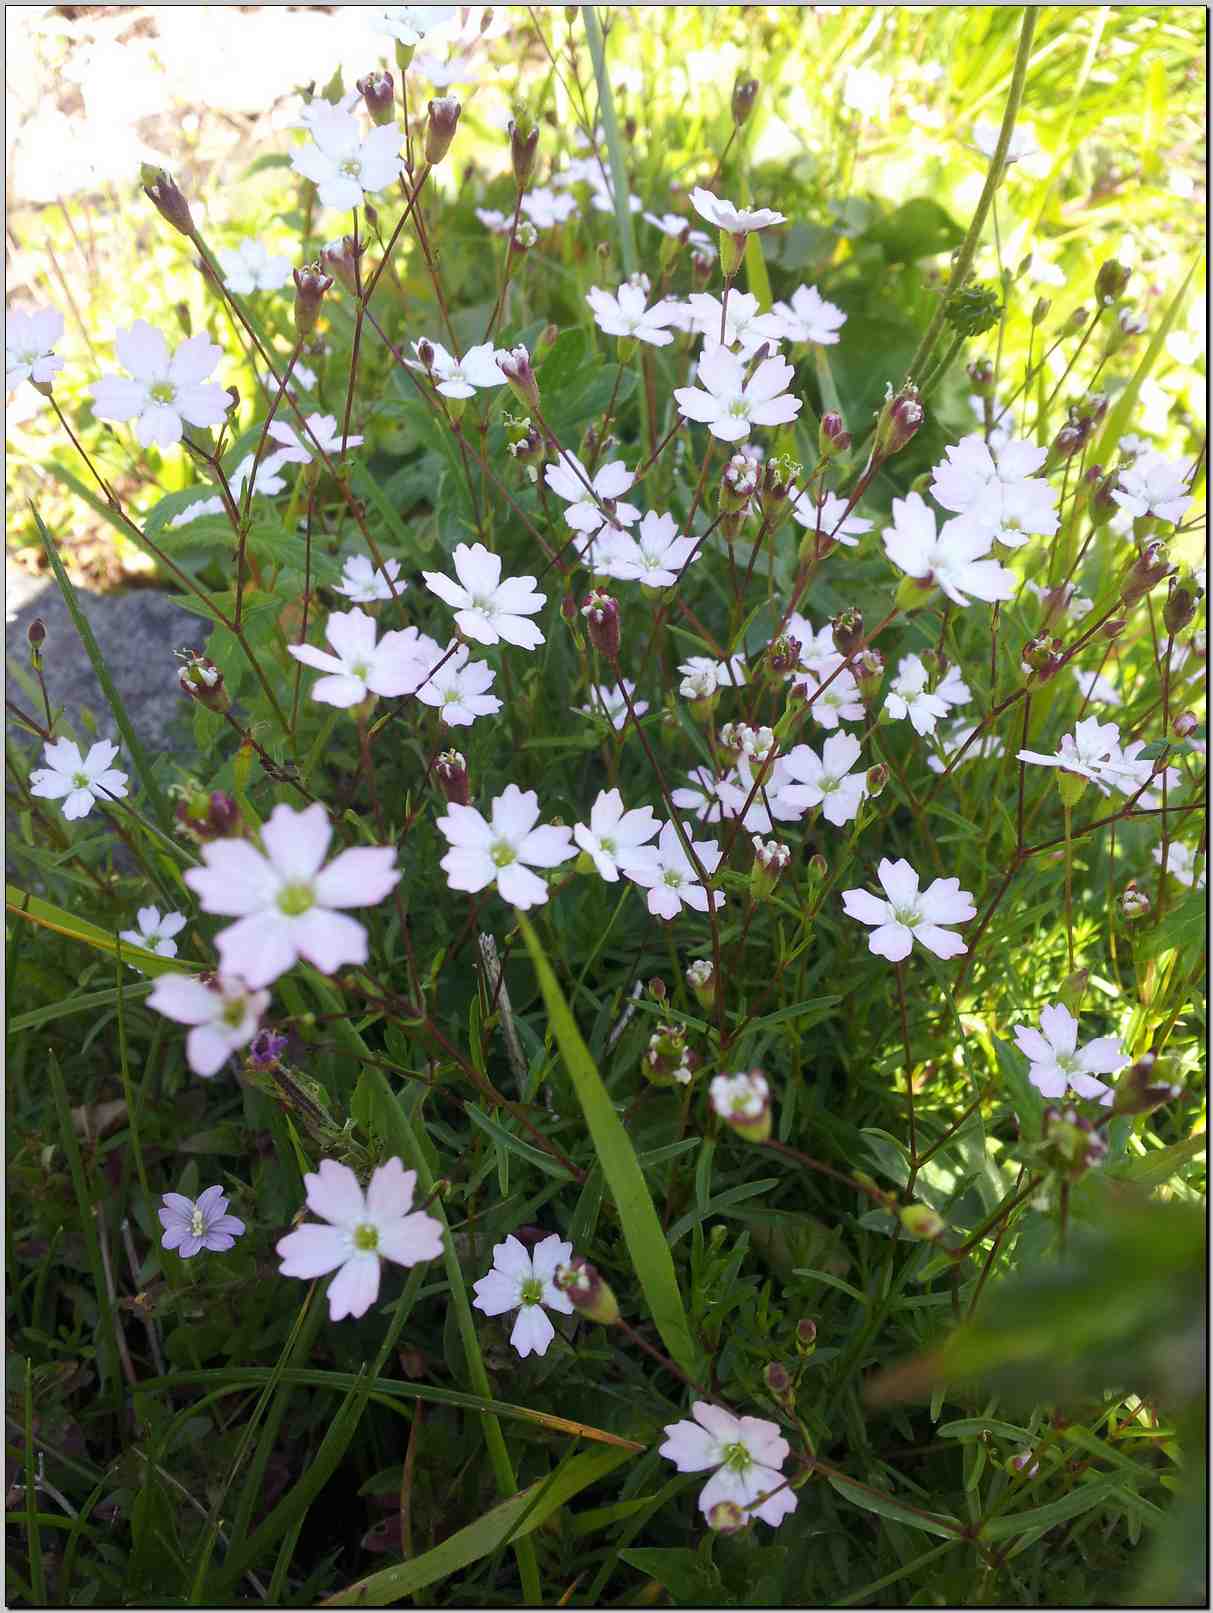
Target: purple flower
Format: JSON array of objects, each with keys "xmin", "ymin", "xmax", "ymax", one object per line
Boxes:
[{"xmin": 159, "ymin": 1184, "xmax": 246, "ymax": 1258}]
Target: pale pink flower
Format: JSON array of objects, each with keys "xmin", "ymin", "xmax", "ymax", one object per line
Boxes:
[
  {"xmin": 277, "ymin": 1157, "xmax": 444, "ymax": 1321},
  {"xmin": 882, "ymin": 492, "xmax": 1015, "ymax": 606},
  {"xmin": 216, "ymin": 239, "xmax": 292, "ymax": 294},
  {"xmin": 288, "ymin": 608, "xmax": 429, "ymax": 708},
  {"xmin": 290, "ymin": 104, "xmax": 402, "ymax": 211},
  {"xmin": 1112, "ymin": 452, "xmax": 1194, "ymax": 525},
  {"xmin": 436, "ymin": 784, "xmax": 575, "ymax": 908},
  {"xmin": 575, "ymin": 681, "xmax": 648, "ymax": 729},
  {"xmin": 30, "ymin": 738, "xmax": 128, "ymax": 820},
  {"xmin": 790, "ymin": 490, "xmax": 872, "ymax": 547},
  {"xmin": 91, "ymin": 321, "xmax": 228, "ymax": 448},
  {"xmin": 1011, "ymin": 1004, "xmax": 1126, "ymax": 1106},
  {"xmin": 544, "ymin": 453, "xmax": 639, "ymax": 535},
  {"xmin": 598, "ymin": 511, "xmax": 698, "ymax": 587},
  {"xmin": 159, "ymin": 1184, "xmax": 245, "ymax": 1257},
  {"xmin": 625, "ymin": 821, "xmax": 724, "ymax": 920},
  {"xmin": 770, "ymin": 284, "xmax": 846, "ymax": 346},
  {"xmin": 471, "ymin": 1233, "xmax": 575, "ymax": 1357},
  {"xmin": 411, "ymin": 340, "xmax": 505, "ymax": 399},
  {"xmin": 146, "ymin": 972, "xmax": 269, "ymax": 1077},
  {"xmin": 368, "ymin": 5, "xmax": 456, "ymax": 47},
  {"xmin": 1017, "ymin": 716, "xmax": 1153, "ymax": 796},
  {"xmin": 675, "ymin": 345, "xmax": 801, "ymax": 443},
  {"xmin": 184, "ymin": 802, "xmax": 400, "ymax": 988},
  {"xmin": 1153, "ymin": 841, "xmax": 1205, "ymax": 889},
  {"xmin": 422, "ymin": 542, "xmax": 546, "ymax": 648},
  {"xmin": 573, "ymin": 788, "xmax": 660, "ymax": 881},
  {"xmin": 683, "ymin": 291, "xmax": 785, "ymax": 358},
  {"xmin": 411, "ymin": 641, "xmax": 501, "ymax": 726},
  {"xmin": 334, "ymin": 553, "xmax": 406, "ymax": 604},
  {"xmin": 520, "ymin": 185, "xmax": 579, "ymax": 229},
  {"xmin": 587, "ymin": 279, "xmax": 682, "ymax": 347},
  {"xmin": 797, "ymin": 663, "xmax": 865, "ymax": 729},
  {"xmin": 842, "ymin": 857, "xmax": 975, "ymax": 962},
  {"xmin": 660, "ymin": 1402, "xmax": 797, "ymax": 1528},
  {"xmin": 267, "ymin": 412, "xmax": 363, "ymax": 461},
  {"xmin": 885, "ymin": 653, "xmax": 971, "ymax": 737},
  {"xmin": 780, "ymin": 733, "xmax": 867, "ymax": 825}
]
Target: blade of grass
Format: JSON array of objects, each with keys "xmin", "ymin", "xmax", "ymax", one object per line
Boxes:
[
  {"xmin": 582, "ymin": 6, "xmax": 637, "ymax": 277},
  {"xmin": 24, "ymin": 1365, "xmax": 47, "ymax": 1606},
  {"xmin": 6, "ymin": 886, "xmax": 195, "ymax": 978},
  {"xmin": 516, "ymin": 912, "xmax": 702, "ymax": 1382}
]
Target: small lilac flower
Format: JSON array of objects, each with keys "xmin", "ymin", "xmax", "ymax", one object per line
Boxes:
[
  {"xmin": 436, "ymin": 785, "xmax": 575, "ymax": 908},
  {"xmin": 290, "ymin": 104, "xmax": 403, "ymax": 212},
  {"xmin": 6, "ymin": 306, "xmax": 65, "ymax": 391},
  {"xmin": 266, "ymin": 412, "xmax": 363, "ymax": 461},
  {"xmin": 288, "ymin": 607, "xmax": 429, "ymax": 708},
  {"xmin": 216, "ymin": 239, "xmax": 292, "ymax": 294},
  {"xmin": 334, "ymin": 553, "xmax": 406, "ymax": 604},
  {"xmin": 790, "ymin": 490, "xmax": 872, "ymax": 547},
  {"xmin": 674, "ymin": 344, "xmax": 801, "ymax": 443},
  {"xmin": 277, "ymin": 1157, "xmax": 444, "ymax": 1322},
  {"xmin": 544, "ymin": 452, "xmax": 640, "ymax": 536},
  {"xmin": 573, "ymin": 787, "xmax": 661, "ymax": 881},
  {"xmin": 660, "ymin": 1402, "xmax": 797, "ymax": 1528},
  {"xmin": 575, "ymin": 681, "xmax": 648, "ymax": 730},
  {"xmin": 411, "ymin": 640, "xmax": 502, "ymax": 727},
  {"xmin": 770, "ymin": 283, "xmax": 846, "ymax": 346},
  {"xmin": 597, "ymin": 511, "xmax": 699, "ymax": 588},
  {"xmin": 689, "ymin": 189, "xmax": 786, "ymax": 235},
  {"xmin": 471, "ymin": 1233, "xmax": 575, "ymax": 1358},
  {"xmin": 780, "ymin": 733, "xmax": 867, "ymax": 826},
  {"xmin": 1011, "ymin": 1004, "xmax": 1126, "ymax": 1106},
  {"xmin": 159, "ymin": 1184, "xmax": 245, "ymax": 1258}
]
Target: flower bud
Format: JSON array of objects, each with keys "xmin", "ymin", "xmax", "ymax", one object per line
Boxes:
[
  {"xmin": 293, "ymin": 263, "xmax": 333, "ymax": 339},
  {"xmin": 425, "ymin": 97, "xmax": 462, "ymax": 165},
  {"xmin": 831, "ymin": 607, "xmax": 864, "ymax": 658},
  {"xmin": 554, "ymin": 1257, "xmax": 620, "ymax": 1325},
  {"xmin": 709, "ymin": 1070, "xmax": 772, "ymax": 1143},
  {"xmin": 1020, "ymin": 631, "xmax": 1064, "ymax": 682},
  {"xmin": 357, "ymin": 70, "xmax": 396, "ymax": 127},
  {"xmin": 1113, "ymin": 1052, "xmax": 1184, "ymax": 1117},
  {"xmin": 1172, "ymin": 710, "xmax": 1199, "ymax": 740},
  {"xmin": 1009, "ymin": 1450, "xmax": 1040, "ymax": 1479},
  {"xmin": 1119, "ymin": 880, "xmax": 1151, "ymax": 922},
  {"xmin": 854, "ymin": 648, "xmax": 885, "ymax": 704},
  {"xmin": 685, "ymin": 958, "xmax": 716, "ymax": 1011},
  {"xmin": 761, "ymin": 456, "xmax": 798, "ymax": 519},
  {"xmin": 1122, "ymin": 540, "xmax": 1175, "ymax": 608},
  {"xmin": 494, "ymin": 344, "xmax": 540, "ymax": 410},
  {"xmin": 643, "ymin": 1024, "xmax": 696, "ymax": 1086},
  {"xmin": 27, "ymin": 617, "xmax": 46, "ymax": 652},
  {"xmin": 247, "ymin": 1028, "xmax": 289, "ymax": 1070},
  {"xmin": 818, "ymin": 409, "xmax": 851, "ymax": 457},
  {"xmin": 731, "ymin": 75, "xmax": 759, "ymax": 126},
  {"xmin": 899, "ymin": 1203, "xmax": 945, "ymax": 1241},
  {"xmin": 1048, "ymin": 423, "xmax": 1086, "ymax": 466},
  {"xmin": 581, "ymin": 591, "xmax": 620, "ymax": 659},
  {"xmin": 795, "ymin": 1318, "xmax": 817, "ymax": 1355},
  {"xmin": 320, "ymin": 235, "xmax": 362, "ymax": 296},
  {"xmin": 141, "ymin": 166, "xmax": 195, "ymax": 239},
  {"xmin": 1040, "ymin": 1105, "xmax": 1107, "ymax": 1179},
  {"xmin": 1064, "ymin": 306, "xmax": 1090, "ymax": 335},
  {"xmin": 1095, "ymin": 258, "xmax": 1131, "ymax": 307},
  {"xmin": 1032, "ymin": 297, "xmax": 1051, "ymax": 327},
  {"xmin": 1087, "ymin": 469, "xmax": 1119, "ymax": 528},
  {"xmin": 435, "ymin": 749, "xmax": 469, "ymax": 807},
  {"xmin": 1163, "ymin": 575, "xmax": 1201, "ymax": 637},
  {"xmin": 751, "ymin": 835, "xmax": 790, "ymax": 899},
  {"xmin": 708, "ymin": 1500, "xmax": 748, "ymax": 1535},
  {"xmin": 510, "ymin": 219, "xmax": 539, "ymax": 255},
  {"xmin": 864, "ymin": 763, "xmax": 888, "ymax": 800},
  {"xmin": 1100, "ymin": 616, "xmax": 1127, "ymax": 640},
  {"xmin": 176, "ymin": 789, "xmax": 241, "ymax": 843},
  {"xmin": 763, "ymin": 1361, "xmax": 794, "ymax": 1408},
  {"xmin": 508, "ymin": 116, "xmax": 540, "ymax": 187},
  {"xmin": 872, "ymin": 384, "xmax": 923, "ymax": 462},
  {"xmin": 177, "ymin": 651, "xmax": 229, "ymax": 712},
  {"xmin": 765, "ymin": 634, "xmax": 801, "ymax": 679},
  {"xmin": 648, "ymin": 976, "xmax": 667, "ymax": 1003},
  {"xmin": 966, "ymin": 358, "xmax": 995, "ymax": 397}
]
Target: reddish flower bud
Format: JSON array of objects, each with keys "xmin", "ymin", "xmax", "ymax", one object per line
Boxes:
[
  {"xmin": 865, "ymin": 762, "xmax": 888, "ymax": 799},
  {"xmin": 1163, "ymin": 575, "xmax": 1201, "ymax": 637},
  {"xmin": 853, "ymin": 647, "xmax": 885, "ymax": 703},
  {"xmin": 1021, "ymin": 631, "xmax": 1064, "ymax": 682},
  {"xmin": 27, "ymin": 617, "xmax": 46, "ymax": 650},
  {"xmin": 425, "ymin": 97, "xmax": 462, "ymax": 165},
  {"xmin": 320, "ymin": 235, "xmax": 362, "ymax": 296},
  {"xmin": 819, "ymin": 410, "xmax": 851, "ymax": 456},
  {"xmin": 1172, "ymin": 710, "xmax": 1199, "ymax": 739},
  {"xmin": 357, "ymin": 70, "xmax": 396, "ymax": 126},
  {"xmin": 1119, "ymin": 880, "xmax": 1151, "ymax": 922},
  {"xmin": 141, "ymin": 166, "xmax": 195, "ymax": 239},
  {"xmin": 176, "ymin": 651, "xmax": 229, "ymax": 713},
  {"xmin": 581, "ymin": 591, "xmax": 620, "ymax": 659},
  {"xmin": 1095, "ymin": 258, "xmax": 1131, "ymax": 307},
  {"xmin": 554, "ymin": 1257, "xmax": 620, "ymax": 1325},
  {"xmin": 176, "ymin": 789, "xmax": 241, "ymax": 843},
  {"xmin": 831, "ymin": 607, "xmax": 864, "ymax": 658},
  {"xmin": 766, "ymin": 634, "xmax": 801, "ymax": 678},
  {"xmin": 435, "ymin": 749, "xmax": 469, "ymax": 806},
  {"xmin": 967, "ymin": 357, "xmax": 995, "ymax": 395},
  {"xmin": 731, "ymin": 76, "xmax": 760, "ymax": 126},
  {"xmin": 873, "ymin": 384, "xmax": 923, "ymax": 461},
  {"xmin": 1113, "ymin": 1052, "xmax": 1184, "ymax": 1117},
  {"xmin": 1122, "ymin": 541, "xmax": 1175, "ymax": 607},
  {"xmin": 508, "ymin": 116, "xmax": 540, "ymax": 187},
  {"xmin": 494, "ymin": 344, "xmax": 539, "ymax": 409},
  {"xmin": 293, "ymin": 263, "xmax": 333, "ymax": 338}
]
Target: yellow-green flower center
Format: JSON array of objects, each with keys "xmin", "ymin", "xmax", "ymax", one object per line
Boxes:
[
  {"xmin": 722, "ymin": 1440, "xmax": 753, "ymax": 1474},
  {"xmin": 519, "ymin": 1276, "xmax": 544, "ymax": 1307},
  {"xmin": 353, "ymin": 1222, "xmax": 379, "ymax": 1252},
  {"xmin": 149, "ymin": 380, "xmax": 177, "ymax": 405},
  {"xmin": 72, "ymin": 771, "xmax": 90, "ymax": 788},
  {"xmin": 277, "ymin": 882, "xmax": 316, "ymax": 916},
  {"xmin": 221, "ymin": 998, "xmax": 247, "ymax": 1028},
  {"xmin": 491, "ymin": 842, "xmax": 516, "ymax": 868}
]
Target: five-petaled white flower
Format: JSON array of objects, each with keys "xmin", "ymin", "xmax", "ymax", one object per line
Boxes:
[
  {"xmin": 185, "ymin": 802, "xmax": 400, "ymax": 988},
  {"xmin": 472, "ymin": 1233, "xmax": 575, "ymax": 1358},
  {"xmin": 92, "ymin": 322, "xmax": 228, "ymax": 449},
  {"xmin": 146, "ymin": 972, "xmax": 269, "ymax": 1077},
  {"xmin": 217, "ymin": 239, "xmax": 293, "ymax": 294},
  {"xmin": 290, "ymin": 103, "xmax": 403, "ymax": 212},
  {"xmin": 678, "ymin": 654, "xmax": 748, "ymax": 692},
  {"xmin": 780, "ymin": 733, "xmax": 867, "ymax": 826},
  {"xmin": 277, "ymin": 1157, "xmax": 444, "ymax": 1321},
  {"xmin": 6, "ymin": 307, "xmax": 65, "ymax": 391},
  {"xmin": 412, "ymin": 641, "xmax": 502, "ymax": 727},
  {"xmin": 689, "ymin": 188, "xmax": 787, "ymax": 235},
  {"xmin": 423, "ymin": 542, "xmax": 546, "ymax": 648},
  {"xmin": 683, "ymin": 291, "xmax": 785, "ymax": 359},
  {"xmin": 885, "ymin": 653, "xmax": 971, "ymax": 737},
  {"xmin": 334, "ymin": 553, "xmax": 406, "ymax": 603},
  {"xmin": 1111, "ymin": 451, "xmax": 1194, "ymax": 525},
  {"xmin": 267, "ymin": 412, "xmax": 363, "ymax": 461},
  {"xmin": 587, "ymin": 279, "xmax": 682, "ymax": 346},
  {"xmin": 575, "ymin": 681, "xmax": 649, "ymax": 730},
  {"xmin": 790, "ymin": 490, "xmax": 872, "ymax": 547},
  {"xmin": 660, "ymin": 1402, "xmax": 797, "ymax": 1528},
  {"xmin": 574, "ymin": 787, "xmax": 661, "ymax": 881},
  {"xmin": 1011, "ymin": 1004, "xmax": 1125, "ymax": 1106},
  {"xmin": 771, "ymin": 284, "xmax": 846, "ymax": 346},
  {"xmin": 842, "ymin": 857, "xmax": 975, "ymax": 962},
  {"xmin": 411, "ymin": 339, "xmax": 506, "ymax": 399},
  {"xmin": 519, "ymin": 185, "xmax": 580, "ymax": 229},
  {"xmin": 675, "ymin": 345, "xmax": 801, "ymax": 443},
  {"xmin": 436, "ymin": 784, "xmax": 575, "ymax": 908},
  {"xmin": 120, "ymin": 906, "xmax": 187, "ymax": 958},
  {"xmin": 288, "ymin": 608, "xmax": 429, "ymax": 708},
  {"xmin": 1017, "ymin": 716, "xmax": 1154, "ymax": 797},
  {"xmin": 798, "ymin": 663, "xmax": 866, "ymax": 730},
  {"xmin": 930, "ymin": 434, "xmax": 1058, "ymax": 550},
  {"xmin": 368, "ymin": 5, "xmax": 456, "ymax": 46},
  {"xmin": 30, "ymin": 738, "xmax": 129, "ymax": 820},
  {"xmin": 598, "ymin": 511, "xmax": 699, "ymax": 587},
  {"xmin": 882, "ymin": 491, "xmax": 1015, "ymax": 607},
  {"xmin": 544, "ymin": 452, "xmax": 640, "ymax": 535},
  {"xmin": 642, "ymin": 211, "xmax": 714, "ymax": 253},
  {"xmin": 625, "ymin": 820, "xmax": 724, "ymax": 920}
]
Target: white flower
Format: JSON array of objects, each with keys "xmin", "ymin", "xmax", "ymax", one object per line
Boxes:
[
  {"xmin": 586, "ymin": 279, "xmax": 682, "ymax": 347},
  {"xmin": 784, "ymin": 614, "xmax": 840, "ymax": 674},
  {"xmin": 1017, "ymin": 716, "xmax": 1153, "ymax": 796},
  {"xmin": 885, "ymin": 653, "xmax": 971, "ymax": 737},
  {"xmin": 423, "ymin": 542, "xmax": 546, "ymax": 649},
  {"xmin": 598, "ymin": 511, "xmax": 698, "ymax": 587},
  {"xmin": 573, "ymin": 787, "xmax": 660, "ymax": 881},
  {"xmin": 575, "ymin": 681, "xmax": 648, "ymax": 729},
  {"xmin": 413, "ymin": 50, "xmax": 478, "ymax": 86},
  {"xmin": 288, "ymin": 607, "xmax": 429, "ymax": 708},
  {"xmin": 290, "ymin": 103, "xmax": 403, "ymax": 212},
  {"xmin": 1012, "ymin": 1004, "xmax": 1125, "ymax": 1106},
  {"xmin": 882, "ymin": 492, "xmax": 1015, "ymax": 607},
  {"xmin": 472, "ymin": 1233, "xmax": 574, "ymax": 1358},
  {"xmin": 6, "ymin": 306, "xmax": 65, "ymax": 390},
  {"xmin": 411, "ymin": 339, "xmax": 505, "ymax": 399},
  {"xmin": 780, "ymin": 733, "xmax": 867, "ymax": 825},
  {"xmin": 770, "ymin": 284, "xmax": 846, "ymax": 346},
  {"xmin": 231, "ymin": 451, "xmax": 291, "ymax": 499},
  {"xmin": 678, "ymin": 654, "xmax": 748, "ymax": 693},
  {"xmin": 290, "ymin": 91, "xmax": 362, "ymax": 132},
  {"xmin": 544, "ymin": 452, "xmax": 639, "ymax": 536},
  {"xmin": 1111, "ymin": 452, "xmax": 1193, "ymax": 525},
  {"xmin": 334, "ymin": 553, "xmax": 406, "ymax": 604},
  {"xmin": 412, "ymin": 641, "xmax": 502, "ymax": 727},
  {"xmin": 659, "ymin": 1402, "xmax": 796, "ymax": 1528},
  {"xmin": 184, "ymin": 801, "xmax": 400, "ymax": 988},
  {"xmin": 790, "ymin": 490, "xmax": 872, "ymax": 547},
  {"xmin": 91, "ymin": 321, "xmax": 228, "ymax": 449},
  {"xmin": 146, "ymin": 973, "xmax": 269, "ymax": 1078},
  {"xmin": 476, "ymin": 207, "xmax": 512, "ymax": 235},
  {"xmin": 973, "ymin": 119, "xmax": 1038, "ymax": 164},
  {"xmin": 643, "ymin": 211, "xmax": 713, "ymax": 253},
  {"xmin": 925, "ymin": 720, "xmax": 1005, "ymax": 774},
  {"xmin": 436, "ymin": 784, "xmax": 575, "ymax": 909},
  {"xmin": 675, "ymin": 344, "xmax": 801, "ymax": 443},
  {"xmin": 277, "ymin": 1157, "xmax": 444, "ymax": 1322},
  {"xmin": 797, "ymin": 663, "xmax": 865, "ymax": 729},
  {"xmin": 842, "ymin": 857, "xmax": 975, "ymax": 962},
  {"xmin": 625, "ymin": 821, "xmax": 724, "ymax": 921},
  {"xmin": 368, "ymin": 5, "xmax": 457, "ymax": 47},
  {"xmin": 217, "ymin": 239, "xmax": 292, "ymax": 294},
  {"xmin": 689, "ymin": 188, "xmax": 786, "ymax": 235},
  {"xmin": 1072, "ymin": 666, "xmax": 1121, "ymax": 707},
  {"xmin": 843, "ymin": 65, "xmax": 891, "ymax": 119},
  {"xmin": 519, "ymin": 185, "xmax": 579, "ymax": 229},
  {"xmin": 929, "ymin": 434, "xmax": 1058, "ymax": 550},
  {"xmin": 30, "ymin": 738, "xmax": 128, "ymax": 820},
  {"xmin": 683, "ymin": 291, "xmax": 784, "ymax": 358},
  {"xmin": 671, "ymin": 767, "xmax": 746, "ymax": 825},
  {"xmin": 1153, "ymin": 841, "xmax": 1205, "ymax": 889},
  {"xmin": 267, "ymin": 412, "xmax": 363, "ymax": 461},
  {"xmin": 119, "ymin": 906, "xmax": 187, "ymax": 958}
]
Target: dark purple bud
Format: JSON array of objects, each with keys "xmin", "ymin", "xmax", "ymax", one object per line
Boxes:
[
  {"xmin": 494, "ymin": 344, "xmax": 539, "ymax": 409},
  {"xmin": 581, "ymin": 591, "xmax": 620, "ymax": 659},
  {"xmin": 509, "ymin": 116, "xmax": 540, "ymax": 186},
  {"xmin": 27, "ymin": 617, "xmax": 46, "ymax": 650},
  {"xmin": 554, "ymin": 1257, "xmax": 619, "ymax": 1324},
  {"xmin": 819, "ymin": 410, "xmax": 851, "ymax": 456},
  {"xmin": 731, "ymin": 76, "xmax": 760, "ymax": 126},
  {"xmin": 766, "ymin": 633, "xmax": 801, "ymax": 677},
  {"xmin": 435, "ymin": 749, "xmax": 469, "ymax": 806},
  {"xmin": 1113, "ymin": 1052, "xmax": 1183, "ymax": 1116},
  {"xmin": 141, "ymin": 165, "xmax": 195, "ymax": 239},
  {"xmin": 1020, "ymin": 631, "xmax": 1064, "ymax": 682},
  {"xmin": 966, "ymin": 357, "xmax": 995, "ymax": 395},
  {"xmin": 796, "ymin": 1318, "xmax": 817, "ymax": 1354},
  {"xmin": 865, "ymin": 762, "xmax": 888, "ymax": 799},
  {"xmin": 247, "ymin": 1029, "xmax": 289, "ymax": 1070},
  {"xmin": 425, "ymin": 97, "xmax": 461, "ymax": 165},
  {"xmin": 1049, "ymin": 423, "xmax": 1085, "ymax": 465},
  {"xmin": 853, "ymin": 647, "xmax": 885, "ymax": 702},
  {"xmin": 176, "ymin": 651, "xmax": 229, "ymax": 712},
  {"xmin": 320, "ymin": 235, "xmax": 362, "ymax": 296},
  {"xmin": 831, "ymin": 607, "xmax": 864, "ymax": 658},
  {"xmin": 763, "ymin": 1361, "xmax": 793, "ymax": 1405},
  {"xmin": 1123, "ymin": 541, "xmax": 1175, "ymax": 607},
  {"xmin": 357, "ymin": 70, "xmax": 396, "ymax": 127},
  {"xmin": 1095, "ymin": 258, "xmax": 1131, "ymax": 307},
  {"xmin": 176, "ymin": 789, "xmax": 241, "ymax": 843},
  {"xmin": 1172, "ymin": 710, "xmax": 1199, "ymax": 739},
  {"xmin": 1163, "ymin": 575, "xmax": 1201, "ymax": 637},
  {"xmin": 1087, "ymin": 469, "xmax": 1119, "ymax": 528},
  {"xmin": 873, "ymin": 384, "xmax": 923, "ymax": 461},
  {"xmin": 293, "ymin": 262, "xmax": 333, "ymax": 338}
]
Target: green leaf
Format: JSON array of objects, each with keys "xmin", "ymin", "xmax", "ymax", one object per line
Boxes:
[
  {"xmin": 1104, "ymin": 1133, "xmax": 1206, "ymax": 1188},
  {"xmin": 869, "ymin": 198, "xmax": 965, "ymax": 262},
  {"xmin": 536, "ymin": 327, "xmax": 592, "ymax": 394},
  {"xmin": 619, "ymin": 1547, "xmax": 724, "ymax": 1603},
  {"xmin": 992, "ymin": 1034, "xmax": 1044, "ymax": 1135},
  {"xmin": 464, "ymin": 1104, "xmax": 576, "ymax": 1182},
  {"xmin": 516, "ymin": 912, "xmax": 702, "ymax": 1382},
  {"xmin": 1138, "ymin": 890, "xmax": 1207, "ymax": 959},
  {"xmin": 322, "ymin": 1446, "xmax": 634, "ymax": 1605},
  {"xmin": 826, "ymin": 1472, "xmax": 964, "ymax": 1538},
  {"xmin": 979, "ymin": 1473, "xmax": 1126, "ymax": 1541}
]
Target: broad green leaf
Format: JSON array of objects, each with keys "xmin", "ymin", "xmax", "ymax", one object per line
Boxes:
[
  {"xmin": 620, "ymin": 1546, "xmax": 724, "ymax": 1602},
  {"xmin": 826, "ymin": 1472, "xmax": 964, "ymax": 1538},
  {"xmin": 516, "ymin": 912, "xmax": 702, "ymax": 1382},
  {"xmin": 979, "ymin": 1473, "xmax": 1126, "ymax": 1541}
]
